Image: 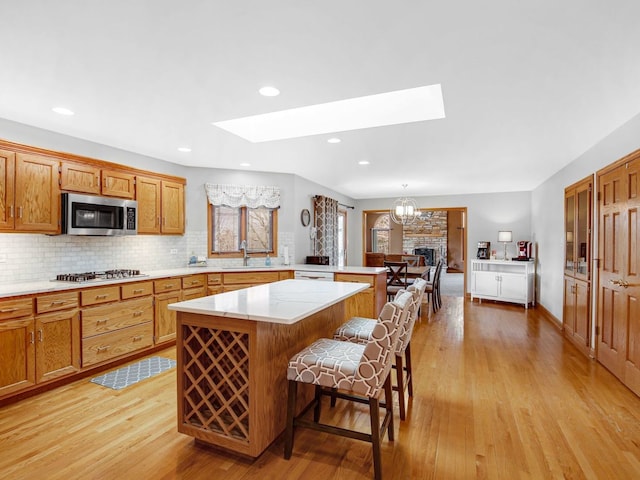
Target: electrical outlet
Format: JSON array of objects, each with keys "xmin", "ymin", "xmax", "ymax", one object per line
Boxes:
[{"xmin": 170, "ymin": 249, "xmax": 178, "ymax": 255}]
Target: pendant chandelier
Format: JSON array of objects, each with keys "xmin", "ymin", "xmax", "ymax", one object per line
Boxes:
[{"xmin": 390, "ymin": 184, "xmax": 420, "ymax": 225}]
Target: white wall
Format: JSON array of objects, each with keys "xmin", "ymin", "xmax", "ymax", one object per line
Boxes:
[{"xmin": 532, "ymin": 111, "xmax": 640, "ymax": 321}]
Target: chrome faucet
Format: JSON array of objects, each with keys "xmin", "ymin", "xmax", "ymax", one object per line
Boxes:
[{"xmin": 240, "ymin": 240, "xmax": 249, "ymax": 266}]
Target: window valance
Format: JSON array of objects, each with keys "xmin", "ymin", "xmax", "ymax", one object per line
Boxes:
[{"xmin": 204, "ymin": 183, "xmax": 281, "ymax": 209}]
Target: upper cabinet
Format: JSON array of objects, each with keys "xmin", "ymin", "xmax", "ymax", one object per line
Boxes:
[
  {"xmin": 0, "ymin": 152, "xmax": 61, "ymax": 233},
  {"xmin": 564, "ymin": 177, "xmax": 592, "ymax": 281},
  {"xmin": 102, "ymin": 170, "xmax": 135, "ymax": 199},
  {"xmin": 0, "ymin": 149, "xmax": 16, "ymax": 231},
  {"xmin": 0, "ymin": 139, "xmax": 186, "ymax": 236},
  {"xmin": 60, "ymin": 162, "xmax": 135, "ymax": 199},
  {"xmin": 160, "ymin": 180, "xmax": 184, "ymax": 234},
  {"xmin": 136, "ymin": 176, "xmax": 185, "ymax": 235},
  {"xmin": 60, "ymin": 162, "xmax": 101, "ymax": 195}
]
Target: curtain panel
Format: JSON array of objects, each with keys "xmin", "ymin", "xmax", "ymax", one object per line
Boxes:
[
  {"xmin": 313, "ymin": 195, "xmax": 339, "ymax": 265},
  {"xmin": 204, "ymin": 183, "xmax": 281, "ymax": 208}
]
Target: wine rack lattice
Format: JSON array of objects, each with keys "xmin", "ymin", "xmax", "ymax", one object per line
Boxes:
[{"xmin": 182, "ymin": 325, "xmax": 250, "ymax": 442}]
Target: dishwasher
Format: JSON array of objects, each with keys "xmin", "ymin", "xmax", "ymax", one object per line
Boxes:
[{"xmin": 294, "ymin": 270, "xmax": 334, "ymax": 281}]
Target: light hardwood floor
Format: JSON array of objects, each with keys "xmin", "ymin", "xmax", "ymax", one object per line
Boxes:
[{"xmin": 2, "ymin": 297, "xmax": 640, "ymax": 479}]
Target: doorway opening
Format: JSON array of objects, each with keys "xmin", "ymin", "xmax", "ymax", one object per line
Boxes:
[{"xmin": 362, "ymin": 207, "xmax": 467, "ymax": 296}]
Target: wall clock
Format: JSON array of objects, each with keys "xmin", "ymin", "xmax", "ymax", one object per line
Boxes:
[{"xmin": 300, "ymin": 209, "xmax": 311, "ymax": 226}]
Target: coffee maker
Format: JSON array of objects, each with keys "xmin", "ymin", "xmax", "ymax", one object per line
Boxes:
[
  {"xmin": 477, "ymin": 241, "xmax": 490, "ymax": 259},
  {"xmin": 517, "ymin": 241, "xmax": 532, "ymax": 260}
]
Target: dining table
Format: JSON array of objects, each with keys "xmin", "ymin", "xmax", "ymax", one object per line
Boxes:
[{"xmin": 407, "ymin": 265, "xmax": 431, "ymax": 281}]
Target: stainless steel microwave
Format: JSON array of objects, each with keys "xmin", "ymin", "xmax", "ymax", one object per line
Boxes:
[{"xmin": 61, "ymin": 193, "xmax": 137, "ymax": 236}]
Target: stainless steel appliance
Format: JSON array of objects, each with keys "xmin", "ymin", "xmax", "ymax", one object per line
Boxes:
[
  {"xmin": 54, "ymin": 269, "xmax": 145, "ymax": 283},
  {"xmin": 476, "ymin": 241, "xmax": 490, "ymax": 259},
  {"xmin": 61, "ymin": 193, "xmax": 137, "ymax": 235}
]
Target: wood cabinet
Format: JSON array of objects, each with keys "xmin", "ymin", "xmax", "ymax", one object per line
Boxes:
[
  {"xmin": 136, "ymin": 176, "xmax": 161, "ymax": 233},
  {"xmin": 136, "ymin": 176, "xmax": 185, "ymax": 234},
  {"xmin": 334, "ymin": 272, "xmax": 386, "ymax": 318},
  {"xmin": 207, "ymin": 273, "xmax": 223, "ymax": 295},
  {"xmin": 0, "ymin": 149, "xmax": 16, "ymax": 231},
  {"xmin": 154, "ymin": 277, "xmax": 181, "ymax": 344},
  {"xmin": 0, "ymin": 293, "xmax": 79, "ymax": 396},
  {"xmin": 222, "ymin": 271, "xmax": 281, "ymax": 292},
  {"xmin": 0, "ymin": 152, "xmax": 60, "ymax": 233},
  {"xmin": 160, "ymin": 180, "xmax": 184, "ymax": 234},
  {"xmin": 0, "ymin": 298, "xmax": 35, "ymax": 396},
  {"xmin": 470, "ymin": 260, "xmax": 535, "ymax": 308},
  {"xmin": 563, "ymin": 176, "xmax": 592, "ymax": 357},
  {"xmin": 102, "ymin": 169, "xmax": 135, "ymax": 198},
  {"xmin": 81, "ymin": 291, "xmax": 153, "ymax": 367},
  {"xmin": 60, "ymin": 161, "xmax": 101, "ymax": 195}
]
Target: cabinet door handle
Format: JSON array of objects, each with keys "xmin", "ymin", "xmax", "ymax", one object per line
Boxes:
[
  {"xmin": 133, "ymin": 289, "xmax": 144, "ymax": 294},
  {"xmin": 38, "ymin": 329, "xmax": 44, "ymax": 342},
  {"xmin": 133, "ymin": 310, "xmax": 143, "ymax": 317},
  {"xmin": 132, "ymin": 335, "xmax": 143, "ymax": 342},
  {"xmin": 96, "ymin": 294, "xmax": 108, "ymax": 299},
  {"xmin": 164, "ymin": 284, "xmax": 174, "ymax": 289},
  {"xmin": 51, "ymin": 300, "xmax": 66, "ymax": 306},
  {"xmin": 0, "ymin": 307, "xmax": 18, "ymax": 313},
  {"xmin": 96, "ymin": 319, "xmax": 109, "ymax": 325},
  {"xmin": 18, "ymin": 206, "xmax": 23, "ymax": 218},
  {"xmin": 9, "ymin": 205, "xmax": 14, "ymax": 218},
  {"xmin": 609, "ymin": 278, "xmax": 629, "ymax": 288},
  {"xmin": 96, "ymin": 345, "xmax": 110, "ymax": 353},
  {"xmin": 30, "ymin": 331, "xmax": 35, "ymax": 344}
]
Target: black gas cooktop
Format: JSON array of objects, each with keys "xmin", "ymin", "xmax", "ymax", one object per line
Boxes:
[{"xmin": 53, "ymin": 269, "xmax": 145, "ymax": 283}]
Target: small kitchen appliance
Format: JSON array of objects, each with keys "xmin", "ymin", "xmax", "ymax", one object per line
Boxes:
[
  {"xmin": 517, "ymin": 241, "xmax": 532, "ymax": 260},
  {"xmin": 476, "ymin": 241, "xmax": 490, "ymax": 260}
]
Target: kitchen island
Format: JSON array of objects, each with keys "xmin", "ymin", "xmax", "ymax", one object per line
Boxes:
[{"xmin": 168, "ymin": 279, "xmax": 368, "ymax": 457}]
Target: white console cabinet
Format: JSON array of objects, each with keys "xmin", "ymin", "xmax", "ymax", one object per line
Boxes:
[{"xmin": 470, "ymin": 259, "xmax": 535, "ymax": 308}]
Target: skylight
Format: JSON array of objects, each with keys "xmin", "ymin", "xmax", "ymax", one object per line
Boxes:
[{"xmin": 212, "ymin": 84, "xmax": 445, "ymax": 143}]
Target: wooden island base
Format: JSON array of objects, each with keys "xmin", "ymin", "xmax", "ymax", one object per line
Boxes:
[{"xmin": 176, "ymin": 300, "xmax": 348, "ymax": 457}]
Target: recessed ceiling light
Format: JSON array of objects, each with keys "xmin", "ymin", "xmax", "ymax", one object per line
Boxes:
[
  {"xmin": 177, "ymin": 147, "xmax": 191, "ymax": 152},
  {"xmin": 240, "ymin": 162, "xmax": 251, "ymax": 167},
  {"xmin": 213, "ymin": 84, "xmax": 445, "ymax": 143},
  {"xmin": 259, "ymin": 86, "xmax": 280, "ymax": 97},
  {"xmin": 52, "ymin": 107, "xmax": 74, "ymax": 116},
  {"xmin": 358, "ymin": 160, "xmax": 370, "ymax": 165},
  {"xmin": 327, "ymin": 138, "xmax": 341, "ymax": 144}
]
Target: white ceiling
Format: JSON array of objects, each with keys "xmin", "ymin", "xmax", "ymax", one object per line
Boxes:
[{"xmin": 1, "ymin": 1, "xmax": 640, "ymax": 200}]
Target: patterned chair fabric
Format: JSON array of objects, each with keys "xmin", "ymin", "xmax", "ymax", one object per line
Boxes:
[
  {"xmin": 334, "ymin": 279, "xmax": 426, "ymax": 355},
  {"xmin": 287, "ymin": 290, "xmax": 413, "ymax": 398}
]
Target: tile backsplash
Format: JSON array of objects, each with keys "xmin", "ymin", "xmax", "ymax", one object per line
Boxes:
[{"xmin": 0, "ymin": 230, "xmax": 295, "ymax": 285}]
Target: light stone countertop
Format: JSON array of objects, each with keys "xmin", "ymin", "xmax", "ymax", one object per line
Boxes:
[
  {"xmin": 0, "ymin": 264, "xmax": 385, "ymax": 298},
  {"xmin": 168, "ymin": 279, "xmax": 368, "ymax": 324}
]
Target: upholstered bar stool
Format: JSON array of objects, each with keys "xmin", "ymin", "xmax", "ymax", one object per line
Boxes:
[
  {"xmin": 284, "ymin": 291, "xmax": 413, "ymax": 480},
  {"xmin": 333, "ymin": 278, "xmax": 427, "ymax": 420}
]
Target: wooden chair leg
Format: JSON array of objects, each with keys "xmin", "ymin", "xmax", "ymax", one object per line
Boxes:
[
  {"xmin": 369, "ymin": 396, "xmax": 383, "ymax": 480},
  {"xmin": 313, "ymin": 385, "xmax": 322, "ymax": 422},
  {"xmin": 395, "ymin": 353, "xmax": 406, "ymax": 421},
  {"xmin": 405, "ymin": 343, "xmax": 413, "ymax": 397},
  {"xmin": 384, "ymin": 374, "xmax": 394, "ymax": 441},
  {"xmin": 284, "ymin": 380, "xmax": 297, "ymax": 459}
]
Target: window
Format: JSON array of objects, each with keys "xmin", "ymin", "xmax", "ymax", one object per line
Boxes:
[{"xmin": 208, "ymin": 204, "xmax": 277, "ymax": 256}]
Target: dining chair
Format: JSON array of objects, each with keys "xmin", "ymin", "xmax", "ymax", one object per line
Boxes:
[
  {"xmin": 401, "ymin": 255, "xmax": 420, "ymax": 267},
  {"xmin": 284, "ymin": 291, "xmax": 413, "ymax": 480},
  {"xmin": 384, "ymin": 261, "xmax": 410, "ymax": 300},
  {"xmin": 333, "ymin": 278, "xmax": 428, "ymax": 420},
  {"xmin": 424, "ymin": 260, "xmax": 443, "ymax": 312}
]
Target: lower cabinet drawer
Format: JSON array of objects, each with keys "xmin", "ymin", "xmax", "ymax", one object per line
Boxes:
[
  {"xmin": 82, "ymin": 297, "xmax": 153, "ymax": 338},
  {"xmin": 82, "ymin": 322, "xmax": 153, "ymax": 367}
]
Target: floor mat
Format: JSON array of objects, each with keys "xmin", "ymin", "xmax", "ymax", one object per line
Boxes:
[{"xmin": 90, "ymin": 356, "xmax": 176, "ymax": 390}]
